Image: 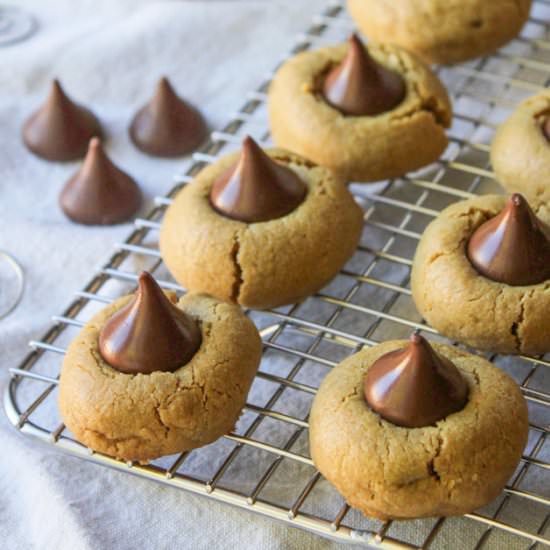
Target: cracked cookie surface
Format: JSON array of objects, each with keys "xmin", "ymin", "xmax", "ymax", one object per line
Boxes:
[
  {"xmin": 267, "ymin": 42, "xmax": 451, "ymax": 183},
  {"xmin": 491, "ymin": 91, "xmax": 550, "ymax": 209},
  {"xmin": 411, "ymin": 195, "xmax": 550, "ymax": 354},
  {"xmin": 309, "ymin": 340, "xmax": 528, "ymax": 519},
  {"xmin": 59, "ymin": 292, "xmax": 262, "ymax": 462},
  {"xmin": 348, "ymin": 0, "xmax": 532, "ymax": 65},
  {"xmin": 159, "ymin": 148, "xmax": 363, "ymax": 309}
]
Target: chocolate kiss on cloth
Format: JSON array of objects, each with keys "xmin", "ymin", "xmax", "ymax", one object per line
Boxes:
[
  {"xmin": 467, "ymin": 193, "xmax": 550, "ymax": 286},
  {"xmin": 99, "ymin": 271, "xmax": 202, "ymax": 374},
  {"xmin": 209, "ymin": 136, "xmax": 307, "ymax": 223},
  {"xmin": 59, "ymin": 138, "xmax": 142, "ymax": 225},
  {"xmin": 22, "ymin": 79, "xmax": 102, "ymax": 161},
  {"xmin": 364, "ymin": 334, "xmax": 468, "ymax": 428},
  {"xmin": 129, "ymin": 77, "xmax": 207, "ymax": 157},
  {"xmin": 323, "ymin": 34, "xmax": 405, "ymax": 117}
]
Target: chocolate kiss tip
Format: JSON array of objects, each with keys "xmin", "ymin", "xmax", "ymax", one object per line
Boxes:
[
  {"xmin": 59, "ymin": 139, "xmax": 141, "ymax": 225},
  {"xmin": 98, "ymin": 271, "xmax": 201, "ymax": 375},
  {"xmin": 158, "ymin": 76, "xmax": 171, "ymax": 89},
  {"xmin": 467, "ymin": 193, "xmax": 550, "ymax": 286},
  {"xmin": 363, "ymin": 335, "xmax": 468, "ymax": 428},
  {"xmin": 209, "ymin": 136, "xmax": 307, "ymax": 223},
  {"xmin": 22, "ymin": 79, "xmax": 102, "ymax": 162},
  {"xmin": 349, "ymin": 33, "xmax": 362, "ymax": 47},
  {"xmin": 322, "ymin": 33, "xmax": 405, "ymax": 117},
  {"xmin": 511, "ymin": 193, "xmax": 523, "ymax": 206},
  {"xmin": 129, "ymin": 77, "xmax": 207, "ymax": 158}
]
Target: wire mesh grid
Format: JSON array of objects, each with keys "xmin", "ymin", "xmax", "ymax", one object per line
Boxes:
[{"xmin": 5, "ymin": 1, "xmax": 550, "ymax": 548}]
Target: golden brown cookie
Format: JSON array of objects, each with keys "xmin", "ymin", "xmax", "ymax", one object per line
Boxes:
[
  {"xmin": 159, "ymin": 148, "xmax": 363, "ymax": 309},
  {"xmin": 59, "ymin": 292, "xmax": 262, "ymax": 462},
  {"xmin": 491, "ymin": 91, "xmax": 550, "ymax": 209},
  {"xmin": 411, "ymin": 194, "xmax": 550, "ymax": 354},
  {"xmin": 309, "ymin": 340, "xmax": 528, "ymax": 520},
  {"xmin": 348, "ymin": 0, "xmax": 532, "ymax": 65},
  {"xmin": 268, "ymin": 40, "xmax": 451, "ymax": 183}
]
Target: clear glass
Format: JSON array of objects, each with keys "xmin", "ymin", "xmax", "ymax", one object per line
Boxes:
[
  {"xmin": 0, "ymin": 5, "xmax": 37, "ymax": 47},
  {"xmin": 0, "ymin": 251, "xmax": 24, "ymax": 320}
]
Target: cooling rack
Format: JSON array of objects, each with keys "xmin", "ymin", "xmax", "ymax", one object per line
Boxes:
[{"xmin": 5, "ymin": 1, "xmax": 550, "ymax": 548}]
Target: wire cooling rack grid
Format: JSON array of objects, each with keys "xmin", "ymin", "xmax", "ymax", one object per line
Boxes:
[{"xmin": 6, "ymin": 1, "xmax": 550, "ymax": 548}]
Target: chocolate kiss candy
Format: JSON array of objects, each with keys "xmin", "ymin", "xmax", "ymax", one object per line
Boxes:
[
  {"xmin": 59, "ymin": 138, "xmax": 142, "ymax": 225},
  {"xmin": 22, "ymin": 79, "xmax": 102, "ymax": 161},
  {"xmin": 210, "ymin": 136, "xmax": 307, "ymax": 223},
  {"xmin": 323, "ymin": 34, "xmax": 406, "ymax": 117},
  {"xmin": 543, "ymin": 117, "xmax": 550, "ymax": 142},
  {"xmin": 99, "ymin": 272, "xmax": 202, "ymax": 374},
  {"xmin": 129, "ymin": 77, "xmax": 208, "ymax": 157},
  {"xmin": 467, "ymin": 194, "xmax": 550, "ymax": 286},
  {"xmin": 364, "ymin": 334, "xmax": 468, "ymax": 428}
]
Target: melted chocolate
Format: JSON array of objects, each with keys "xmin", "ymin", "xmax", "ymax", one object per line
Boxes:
[
  {"xmin": 467, "ymin": 194, "xmax": 550, "ymax": 286},
  {"xmin": 323, "ymin": 34, "xmax": 406, "ymax": 117},
  {"xmin": 59, "ymin": 138, "xmax": 141, "ymax": 225},
  {"xmin": 210, "ymin": 136, "xmax": 307, "ymax": 223},
  {"xmin": 99, "ymin": 272, "xmax": 202, "ymax": 374},
  {"xmin": 129, "ymin": 77, "xmax": 208, "ymax": 157},
  {"xmin": 364, "ymin": 334, "xmax": 468, "ymax": 428},
  {"xmin": 22, "ymin": 79, "xmax": 102, "ymax": 161}
]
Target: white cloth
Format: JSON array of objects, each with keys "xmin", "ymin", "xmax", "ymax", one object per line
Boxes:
[{"xmin": 0, "ymin": 1, "xmax": 348, "ymax": 548}]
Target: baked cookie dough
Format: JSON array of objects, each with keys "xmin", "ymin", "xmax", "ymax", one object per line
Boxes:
[
  {"xmin": 491, "ymin": 91, "xmax": 550, "ymax": 209},
  {"xmin": 310, "ymin": 340, "xmax": 528, "ymax": 519},
  {"xmin": 411, "ymin": 194, "xmax": 550, "ymax": 354},
  {"xmin": 159, "ymin": 145, "xmax": 363, "ymax": 309},
  {"xmin": 268, "ymin": 39, "xmax": 451, "ymax": 183},
  {"xmin": 347, "ymin": 0, "xmax": 532, "ymax": 65},
  {"xmin": 59, "ymin": 292, "xmax": 262, "ymax": 462}
]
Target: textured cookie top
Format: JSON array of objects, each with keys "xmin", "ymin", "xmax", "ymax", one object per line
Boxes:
[
  {"xmin": 59, "ymin": 292, "xmax": 262, "ymax": 461},
  {"xmin": 491, "ymin": 89, "xmax": 550, "ymax": 209},
  {"xmin": 159, "ymin": 146, "xmax": 363, "ymax": 309},
  {"xmin": 411, "ymin": 194, "xmax": 550, "ymax": 354},
  {"xmin": 272, "ymin": 41, "xmax": 451, "ymax": 130},
  {"xmin": 347, "ymin": 0, "xmax": 532, "ymax": 64},
  {"xmin": 309, "ymin": 340, "xmax": 528, "ymax": 518},
  {"xmin": 268, "ymin": 39, "xmax": 451, "ymax": 182}
]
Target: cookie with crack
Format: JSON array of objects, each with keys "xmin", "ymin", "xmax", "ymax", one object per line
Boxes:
[
  {"xmin": 411, "ymin": 193, "xmax": 550, "ymax": 354},
  {"xmin": 267, "ymin": 35, "xmax": 451, "ymax": 183},
  {"xmin": 309, "ymin": 335, "xmax": 528, "ymax": 519},
  {"xmin": 59, "ymin": 272, "xmax": 262, "ymax": 462},
  {"xmin": 491, "ymin": 90, "xmax": 550, "ymax": 208},
  {"xmin": 348, "ymin": 0, "xmax": 532, "ymax": 65},
  {"xmin": 159, "ymin": 137, "xmax": 363, "ymax": 309}
]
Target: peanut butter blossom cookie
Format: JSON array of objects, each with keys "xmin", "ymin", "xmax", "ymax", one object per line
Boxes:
[
  {"xmin": 160, "ymin": 137, "xmax": 363, "ymax": 309},
  {"xmin": 59, "ymin": 272, "xmax": 262, "ymax": 462},
  {"xmin": 347, "ymin": 0, "xmax": 532, "ymax": 65},
  {"xmin": 268, "ymin": 35, "xmax": 451, "ymax": 183},
  {"xmin": 412, "ymin": 194, "xmax": 550, "ymax": 354},
  {"xmin": 491, "ymin": 90, "xmax": 550, "ymax": 209},
  {"xmin": 310, "ymin": 335, "xmax": 528, "ymax": 519}
]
